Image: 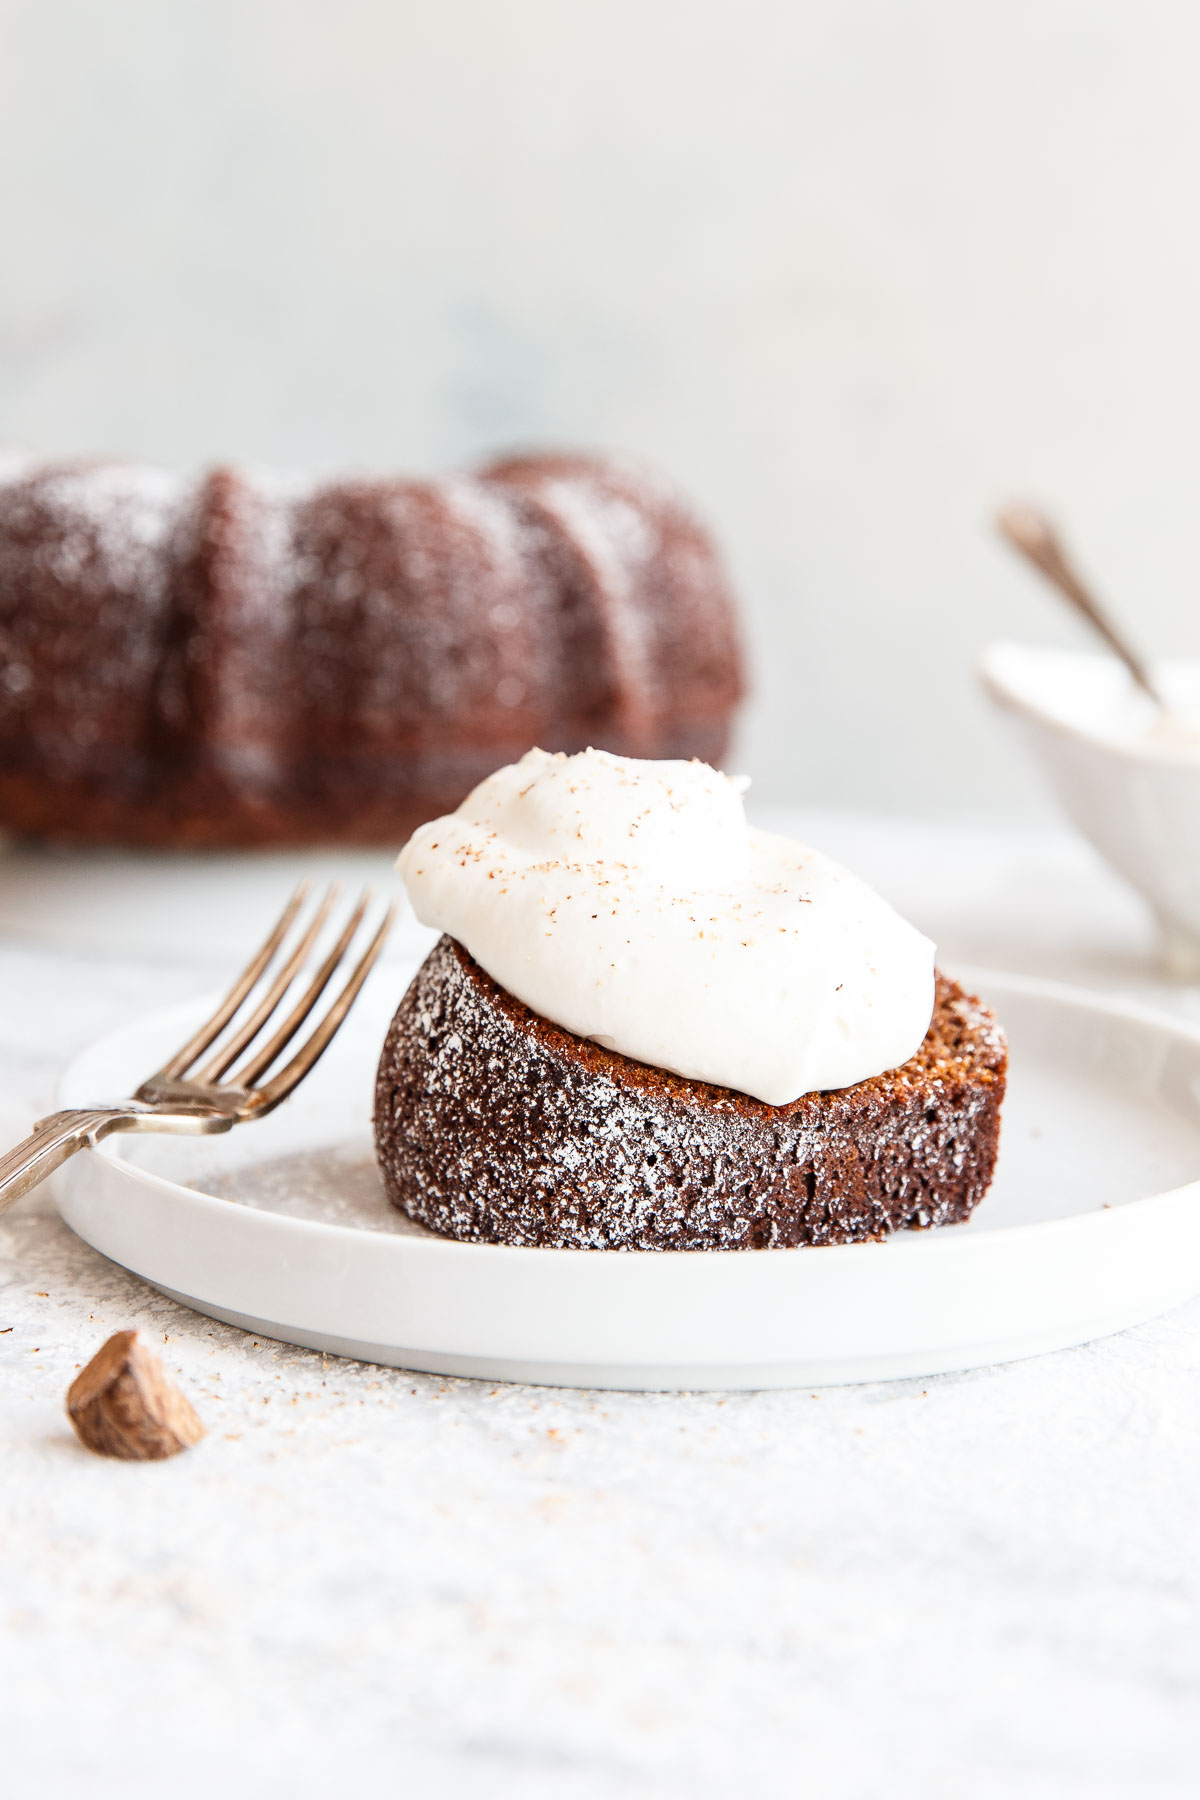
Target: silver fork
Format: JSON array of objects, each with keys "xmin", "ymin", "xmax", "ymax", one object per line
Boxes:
[{"xmin": 0, "ymin": 884, "xmax": 395, "ymax": 1213}]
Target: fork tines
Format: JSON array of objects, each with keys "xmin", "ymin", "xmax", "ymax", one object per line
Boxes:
[{"xmin": 150, "ymin": 883, "xmax": 395, "ymax": 1112}]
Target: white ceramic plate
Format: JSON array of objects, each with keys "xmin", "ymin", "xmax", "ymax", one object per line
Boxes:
[{"xmin": 51, "ymin": 964, "xmax": 1200, "ymax": 1390}]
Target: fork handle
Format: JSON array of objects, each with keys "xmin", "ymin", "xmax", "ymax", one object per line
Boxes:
[{"xmin": 0, "ymin": 1109, "xmax": 139, "ymax": 1213}]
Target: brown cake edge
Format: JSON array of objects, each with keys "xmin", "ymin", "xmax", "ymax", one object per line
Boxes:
[{"xmin": 374, "ymin": 936, "xmax": 1008, "ymax": 1250}]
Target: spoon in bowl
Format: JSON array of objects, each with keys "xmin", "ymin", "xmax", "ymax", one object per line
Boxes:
[{"xmin": 995, "ymin": 502, "xmax": 1164, "ymax": 710}]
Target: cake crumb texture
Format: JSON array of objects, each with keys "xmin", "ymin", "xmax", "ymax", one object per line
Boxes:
[{"xmin": 374, "ymin": 936, "xmax": 1008, "ymax": 1250}]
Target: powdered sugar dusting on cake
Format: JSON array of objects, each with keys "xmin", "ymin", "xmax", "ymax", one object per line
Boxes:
[
  {"xmin": 528, "ymin": 474, "xmax": 659, "ymax": 723},
  {"xmin": 0, "ymin": 460, "xmax": 185, "ymax": 595},
  {"xmin": 0, "ymin": 461, "xmax": 190, "ymax": 775},
  {"xmin": 0, "ymin": 450, "xmax": 743, "ymax": 846},
  {"xmin": 374, "ymin": 936, "xmax": 1008, "ymax": 1251}
]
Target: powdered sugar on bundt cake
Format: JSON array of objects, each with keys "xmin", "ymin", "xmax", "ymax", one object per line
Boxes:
[{"xmin": 0, "ymin": 451, "xmax": 743, "ymax": 846}]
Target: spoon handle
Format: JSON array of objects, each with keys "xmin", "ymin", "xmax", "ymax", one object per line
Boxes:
[{"xmin": 996, "ymin": 503, "xmax": 1163, "ymax": 708}]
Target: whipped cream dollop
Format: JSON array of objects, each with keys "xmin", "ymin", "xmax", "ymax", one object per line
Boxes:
[{"xmin": 398, "ymin": 749, "xmax": 935, "ymax": 1105}]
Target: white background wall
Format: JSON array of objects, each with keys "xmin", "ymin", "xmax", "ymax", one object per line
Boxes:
[{"xmin": 3, "ymin": 0, "xmax": 1200, "ymax": 819}]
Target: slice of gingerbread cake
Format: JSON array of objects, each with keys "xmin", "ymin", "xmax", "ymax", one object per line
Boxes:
[{"xmin": 374, "ymin": 747, "xmax": 1006, "ymax": 1250}]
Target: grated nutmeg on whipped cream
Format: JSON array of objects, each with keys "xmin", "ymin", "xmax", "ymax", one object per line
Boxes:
[{"xmin": 397, "ymin": 748, "xmax": 935, "ymax": 1105}]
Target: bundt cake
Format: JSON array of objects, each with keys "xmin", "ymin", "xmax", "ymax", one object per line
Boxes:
[
  {"xmin": 375, "ymin": 940, "xmax": 1007, "ymax": 1251},
  {"xmin": 0, "ymin": 451, "xmax": 743, "ymax": 847}
]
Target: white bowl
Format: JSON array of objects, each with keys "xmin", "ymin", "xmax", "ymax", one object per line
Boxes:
[{"xmin": 981, "ymin": 642, "xmax": 1200, "ymax": 977}]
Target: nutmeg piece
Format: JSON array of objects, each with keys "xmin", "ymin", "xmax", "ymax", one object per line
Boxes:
[{"xmin": 66, "ymin": 1329, "xmax": 206, "ymax": 1461}]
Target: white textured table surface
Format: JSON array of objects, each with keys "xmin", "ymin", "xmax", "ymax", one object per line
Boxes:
[{"xmin": 4, "ymin": 813, "xmax": 1200, "ymax": 1800}]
